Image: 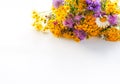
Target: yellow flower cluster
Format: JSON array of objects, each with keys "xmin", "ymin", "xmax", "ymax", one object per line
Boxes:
[
  {"xmin": 32, "ymin": 11, "xmax": 48, "ymax": 31},
  {"xmin": 76, "ymin": 0, "xmax": 87, "ymax": 13},
  {"xmin": 102, "ymin": 28, "xmax": 120, "ymax": 41},
  {"xmin": 45, "ymin": 19, "xmax": 80, "ymax": 41},
  {"xmin": 32, "ymin": 0, "xmax": 120, "ymax": 42},
  {"xmin": 52, "ymin": 5, "xmax": 70, "ymax": 21},
  {"xmin": 105, "ymin": 0, "xmax": 120, "ymax": 14},
  {"xmin": 32, "ymin": 11, "xmax": 49, "ymax": 31},
  {"xmin": 32, "ymin": 11, "xmax": 43, "ymax": 31},
  {"xmin": 75, "ymin": 15, "xmax": 102, "ymax": 37},
  {"xmin": 32, "ymin": 10, "xmax": 79, "ymax": 41},
  {"xmin": 67, "ymin": 0, "xmax": 87, "ymax": 13}
]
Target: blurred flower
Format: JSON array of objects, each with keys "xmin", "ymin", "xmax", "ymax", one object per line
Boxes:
[
  {"xmin": 108, "ymin": 15, "xmax": 118, "ymax": 25},
  {"xmin": 74, "ymin": 29, "xmax": 86, "ymax": 40},
  {"xmin": 53, "ymin": 21, "xmax": 58, "ymax": 25},
  {"xmin": 32, "ymin": 0, "xmax": 120, "ymax": 42},
  {"xmin": 95, "ymin": 15, "xmax": 110, "ymax": 28},
  {"xmin": 74, "ymin": 15, "xmax": 83, "ymax": 21},
  {"xmin": 94, "ymin": 11, "xmax": 106, "ymax": 17},
  {"xmin": 86, "ymin": 0, "xmax": 101, "ymax": 12},
  {"xmin": 63, "ymin": 18, "xmax": 74, "ymax": 28},
  {"xmin": 103, "ymin": 28, "xmax": 120, "ymax": 41},
  {"xmin": 94, "ymin": 11, "xmax": 101, "ymax": 17},
  {"xmin": 52, "ymin": 0, "xmax": 64, "ymax": 8}
]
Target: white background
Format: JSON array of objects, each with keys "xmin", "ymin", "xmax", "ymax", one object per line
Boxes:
[{"xmin": 0, "ymin": 0, "xmax": 120, "ymax": 84}]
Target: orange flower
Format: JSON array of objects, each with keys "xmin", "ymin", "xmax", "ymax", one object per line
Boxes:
[{"xmin": 103, "ymin": 28, "xmax": 120, "ymax": 41}]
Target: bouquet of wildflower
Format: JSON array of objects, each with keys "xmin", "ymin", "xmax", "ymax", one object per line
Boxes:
[{"xmin": 32, "ymin": 0, "xmax": 120, "ymax": 42}]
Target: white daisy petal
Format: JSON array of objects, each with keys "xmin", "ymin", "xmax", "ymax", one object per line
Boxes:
[{"xmin": 95, "ymin": 16, "xmax": 110, "ymax": 28}]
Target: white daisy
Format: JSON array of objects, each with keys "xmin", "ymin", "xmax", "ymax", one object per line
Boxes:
[{"xmin": 95, "ymin": 15, "xmax": 110, "ymax": 28}]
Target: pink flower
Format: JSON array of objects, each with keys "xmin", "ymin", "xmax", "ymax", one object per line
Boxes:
[
  {"xmin": 63, "ymin": 18, "xmax": 74, "ymax": 28},
  {"xmin": 52, "ymin": 0, "xmax": 64, "ymax": 8},
  {"xmin": 108, "ymin": 15, "xmax": 118, "ymax": 26},
  {"xmin": 74, "ymin": 30, "xmax": 86, "ymax": 40},
  {"xmin": 74, "ymin": 15, "xmax": 82, "ymax": 21}
]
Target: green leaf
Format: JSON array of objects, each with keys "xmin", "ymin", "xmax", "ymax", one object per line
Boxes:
[{"xmin": 101, "ymin": 0, "xmax": 107, "ymax": 11}]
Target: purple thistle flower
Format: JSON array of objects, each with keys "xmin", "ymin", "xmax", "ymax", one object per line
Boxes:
[
  {"xmin": 74, "ymin": 15, "xmax": 83, "ymax": 21},
  {"xmin": 52, "ymin": 0, "xmax": 64, "ymax": 8},
  {"xmin": 94, "ymin": 11, "xmax": 101, "ymax": 17},
  {"xmin": 74, "ymin": 30, "xmax": 86, "ymax": 40},
  {"xmin": 108, "ymin": 15, "xmax": 118, "ymax": 26},
  {"xmin": 86, "ymin": 0, "xmax": 101, "ymax": 12},
  {"xmin": 63, "ymin": 18, "xmax": 74, "ymax": 28}
]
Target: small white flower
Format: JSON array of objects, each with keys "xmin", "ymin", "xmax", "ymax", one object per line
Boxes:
[
  {"xmin": 95, "ymin": 16, "xmax": 110, "ymax": 28},
  {"xmin": 100, "ymin": 34, "xmax": 105, "ymax": 39}
]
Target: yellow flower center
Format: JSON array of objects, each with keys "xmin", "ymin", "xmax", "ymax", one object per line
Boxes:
[{"xmin": 100, "ymin": 17, "xmax": 107, "ymax": 22}]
